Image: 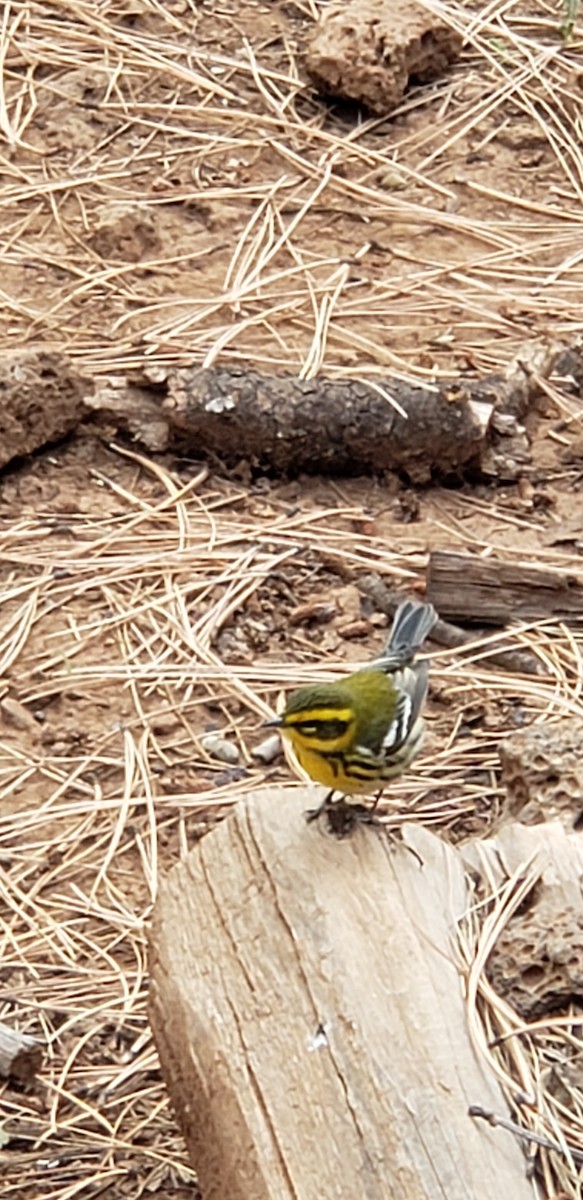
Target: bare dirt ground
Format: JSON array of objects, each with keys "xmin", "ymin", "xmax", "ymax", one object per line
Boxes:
[{"xmin": 1, "ymin": 2, "xmax": 583, "ymax": 1197}]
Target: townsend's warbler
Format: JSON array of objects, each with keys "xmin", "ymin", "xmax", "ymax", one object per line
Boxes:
[{"xmin": 271, "ymin": 599, "xmax": 437, "ymax": 822}]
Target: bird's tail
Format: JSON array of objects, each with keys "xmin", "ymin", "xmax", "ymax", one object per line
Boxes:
[{"xmin": 377, "ymin": 599, "xmax": 437, "ymax": 668}]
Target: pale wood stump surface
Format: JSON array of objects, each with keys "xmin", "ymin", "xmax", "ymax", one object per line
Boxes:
[{"xmin": 149, "ymin": 789, "xmax": 534, "ymax": 1199}]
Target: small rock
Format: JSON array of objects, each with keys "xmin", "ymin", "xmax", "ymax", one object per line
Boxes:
[
  {"xmin": 289, "ymin": 599, "xmax": 337, "ymax": 626},
  {"xmin": 151, "ymin": 714, "xmax": 180, "ymax": 736},
  {"xmin": 334, "ymin": 584, "xmax": 362, "ymax": 622},
  {"xmin": 213, "ymin": 766, "xmax": 248, "ymax": 788},
  {"xmin": 337, "ymin": 619, "xmax": 371, "ymax": 640},
  {"xmin": 251, "ymin": 734, "xmax": 282, "ymax": 764},
  {"xmin": 488, "ymin": 899, "xmax": 583, "ymax": 1020},
  {"xmin": 200, "ymin": 733, "xmax": 240, "ymax": 765},
  {"xmin": 500, "ymin": 719, "xmax": 583, "ymax": 827},
  {"xmin": 88, "ymin": 201, "xmax": 161, "ymax": 261},
  {"xmin": 1, "ymin": 696, "xmax": 40, "ymax": 737}
]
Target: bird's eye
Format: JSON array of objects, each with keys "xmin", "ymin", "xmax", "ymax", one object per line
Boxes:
[{"xmin": 296, "ymin": 718, "xmax": 350, "ymax": 740}]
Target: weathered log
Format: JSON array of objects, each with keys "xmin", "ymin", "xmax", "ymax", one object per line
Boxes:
[
  {"xmin": 159, "ymin": 342, "xmax": 559, "ymax": 478},
  {"xmin": 0, "ymin": 1021, "xmax": 43, "ymax": 1082},
  {"xmin": 148, "ymin": 789, "xmax": 533, "ymax": 1200},
  {"xmin": 165, "ymin": 365, "xmax": 492, "ymax": 479},
  {"xmin": 0, "ymin": 341, "xmax": 561, "ymax": 479},
  {"xmin": 427, "ymin": 549, "xmax": 583, "ymax": 624}
]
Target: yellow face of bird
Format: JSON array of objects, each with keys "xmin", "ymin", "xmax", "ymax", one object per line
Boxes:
[
  {"xmin": 275, "ymin": 701, "xmax": 358, "ymax": 790},
  {"xmin": 275, "ymin": 700, "xmax": 355, "ymax": 790},
  {"xmin": 279, "ymin": 705, "xmax": 356, "ymax": 755},
  {"xmin": 272, "ymin": 670, "xmax": 404, "ymax": 794}
]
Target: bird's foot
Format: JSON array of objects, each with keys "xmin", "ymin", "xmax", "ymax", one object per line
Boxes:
[{"xmin": 305, "ymin": 793, "xmax": 383, "ymax": 837}]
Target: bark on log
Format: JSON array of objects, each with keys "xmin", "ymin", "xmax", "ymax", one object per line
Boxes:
[
  {"xmin": 426, "ymin": 550, "xmax": 583, "ymax": 624},
  {"xmin": 165, "ymin": 367, "xmax": 493, "ymax": 479},
  {"xmin": 0, "ymin": 1021, "xmax": 43, "ymax": 1082},
  {"xmin": 85, "ymin": 341, "xmax": 558, "ymax": 479},
  {"xmin": 0, "ymin": 341, "xmax": 562, "ymax": 479},
  {"xmin": 148, "ymin": 789, "xmax": 534, "ymax": 1200}
]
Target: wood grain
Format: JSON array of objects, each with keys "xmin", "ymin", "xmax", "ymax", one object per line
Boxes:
[
  {"xmin": 149, "ymin": 789, "xmax": 534, "ymax": 1200},
  {"xmin": 427, "ymin": 549, "xmax": 583, "ymax": 624}
]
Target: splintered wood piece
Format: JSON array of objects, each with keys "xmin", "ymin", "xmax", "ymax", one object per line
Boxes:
[
  {"xmin": 0, "ymin": 1022, "xmax": 43, "ymax": 1082},
  {"xmin": 148, "ymin": 789, "xmax": 533, "ymax": 1200},
  {"xmin": 426, "ymin": 549, "xmax": 583, "ymax": 624}
]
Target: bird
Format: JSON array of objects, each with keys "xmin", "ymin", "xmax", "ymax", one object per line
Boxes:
[{"xmin": 268, "ymin": 599, "xmax": 437, "ymax": 827}]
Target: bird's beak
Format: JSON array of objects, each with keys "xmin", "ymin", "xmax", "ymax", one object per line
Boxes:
[{"xmin": 262, "ymin": 716, "xmax": 283, "ymax": 728}]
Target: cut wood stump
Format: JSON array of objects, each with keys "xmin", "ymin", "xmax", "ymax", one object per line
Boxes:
[{"xmin": 148, "ymin": 789, "xmax": 533, "ymax": 1200}]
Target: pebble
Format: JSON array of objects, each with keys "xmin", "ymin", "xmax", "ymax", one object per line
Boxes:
[
  {"xmin": 1, "ymin": 696, "xmax": 40, "ymax": 737},
  {"xmin": 200, "ymin": 733, "xmax": 240, "ymax": 764},
  {"xmin": 251, "ymin": 733, "xmax": 282, "ymax": 764}
]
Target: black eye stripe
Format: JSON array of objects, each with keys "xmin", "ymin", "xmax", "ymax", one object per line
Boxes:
[{"xmin": 295, "ymin": 718, "xmax": 350, "ymax": 739}]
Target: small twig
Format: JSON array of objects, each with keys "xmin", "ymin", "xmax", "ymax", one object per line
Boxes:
[{"xmin": 469, "ymin": 1105, "xmax": 583, "ymax": 1165}]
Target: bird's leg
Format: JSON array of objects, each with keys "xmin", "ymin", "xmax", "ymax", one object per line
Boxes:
[
  {"xmin": 364, "ymin": 791, "xmax": 423, "ymax": 861},
  {"xmin": 346, "ymin": 803, "xmax": 383, "ymax": 830},
  {"xmin": 306, "ymin": 791, "xmax": 362, "ymax": 837},
  {"xmin": 306, "ymin": 791, "xmax": 383, "ymax": 838},
  {"xmin": 368, "ymin": 788, "xmax": 384, "ymax": 814},
  {"xmin": 305, "ymin": 789, "xmax": 336, "ymax": 823}
]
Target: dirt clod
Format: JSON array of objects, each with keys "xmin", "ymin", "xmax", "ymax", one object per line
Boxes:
[
  {"xmin": 305, "ymin": 0, "xmax": 463, "ymax": 115},
  {"xmin": 88, "ymin": 201, "xmax": 163, "ymax": 262},
  {"xmin": 0, "ymin": 352, "xmax": 87, "ymax": 469}
]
